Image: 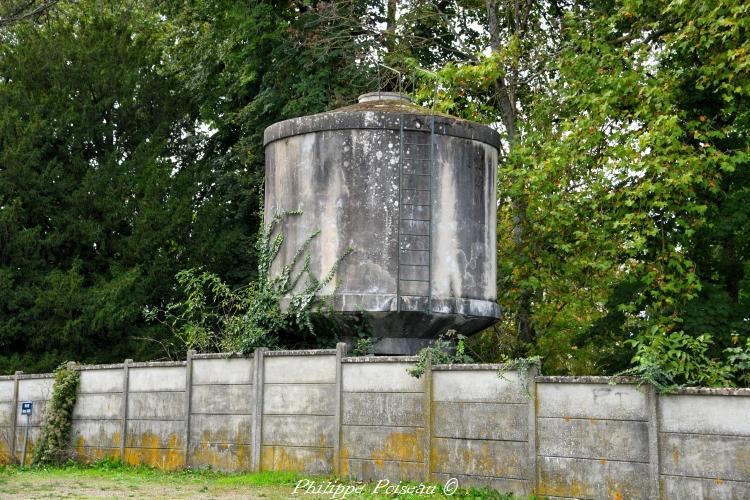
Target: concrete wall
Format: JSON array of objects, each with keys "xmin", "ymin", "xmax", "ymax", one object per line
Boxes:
[
  {"xmin": 0, "ymin": 373, "xmax": 54, "ymax": 465},
  {"xmin": 1, "ymin": 348, "xmax": 749, "ymax": 500}
]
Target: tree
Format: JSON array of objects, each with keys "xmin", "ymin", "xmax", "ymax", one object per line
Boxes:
[
  {"xmin": 0, "ymin": 0, "xmax": 238, "ymax": 372},
  {"xmin": 0, "ymin": 0, "xmax": 62, "ymax": 27},
  {"xmin": 486, "ymin": 0, "xmax": 749, "ymax": 383}
]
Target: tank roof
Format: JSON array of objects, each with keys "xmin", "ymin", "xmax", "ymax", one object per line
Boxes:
[
  {"xmin": 264, "ymin": 94, "xmax": 501, "ymax": 149},
  {"xmin": 330, "ymin": 100, "xmax": 454, "ymax": 117}
]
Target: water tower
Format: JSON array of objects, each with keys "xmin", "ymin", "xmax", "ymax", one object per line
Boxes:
[{"xmin": 263, "ymin": 92, "xmax": 500, "ymax": 354}]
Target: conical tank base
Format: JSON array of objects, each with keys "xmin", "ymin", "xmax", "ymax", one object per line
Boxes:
[{"xmin": 335, "ymin": 311, "xmax": 498, "ymax": 355}]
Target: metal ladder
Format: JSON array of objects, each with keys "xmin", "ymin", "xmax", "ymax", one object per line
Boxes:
[{"xmin": 396, "ymin": 110, "xmax": 436, "ymax": 312}]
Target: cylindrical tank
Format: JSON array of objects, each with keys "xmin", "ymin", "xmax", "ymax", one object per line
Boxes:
[{"xmin": 263, "ymin": 92, "xmax": 500, "ymax": 354}]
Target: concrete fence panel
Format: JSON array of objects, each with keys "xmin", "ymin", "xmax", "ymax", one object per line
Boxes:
[
  {"xmin": 0, "ymin": 372, "xmax": 54, "ymax": 464},
  {"xmin": 0, "ymin": 378, "xmax": 14, "ymax": 463},
  {"xmin": 659, "ymin": 391, "xmax": 750, "ymax": 499},
  {"xmin": 260, "ymin": 352, "xmax": 337, "ymax": 475},
  {"xmin": 78, "ymin": 368, "xmax": 123, "ymax": 394},
  {"xmin": 340, "ymin": 358, "xmax": 426, "ymax": 482},
  {"xmin": 122, "ymin": 363, "xmax": 186, "ymax": 470},
  {"xmin": 536, "ymin": 379, "xmax": 651, "ymax": 500},
  {"xmin": 431, "ymin": 366, "xmax": 531, "ymax": 497},
  {"xmin": 71, "ymin": 365, "xmax": 125, "ymax": 462}
]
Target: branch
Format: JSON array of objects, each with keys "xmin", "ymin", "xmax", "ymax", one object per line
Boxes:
[
  {"xmin": 610, "ymin": 26, "xmax": 673, "ymax": 46},
  {"xmin": 0, "ymin": 0, "xmax": 61, "ymax": 27}
]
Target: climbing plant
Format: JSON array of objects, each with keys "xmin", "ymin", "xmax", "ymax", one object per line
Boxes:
[
  {"xmin": 32, "ymin": 362, "xmax": 80, "ymax": 465},
  {"xmin": 145, "ymin": 211, "xmax": 354, "ymax": 356}
]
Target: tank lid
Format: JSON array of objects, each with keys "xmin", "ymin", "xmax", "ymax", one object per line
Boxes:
[{"xmin": 358, "ymin": 92, "xmax": 412, "ymax": 104}]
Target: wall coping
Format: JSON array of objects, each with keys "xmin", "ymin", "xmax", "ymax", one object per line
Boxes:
[
  {"xmin": 536, "ymin": 375, "xmax": 639, "ymax": 385},
  {"xmin": 128, "ymin": 360, "xmax": 186, "ymax": 368},
  {"xmin": 343, "ymin": 356, "xmax": 419, "ymax": 363},
  {"xmin": 265, "ymin": 349, "xmax": 336, "ymax": 357},
  {"xmin": 192, "ymin": 352, "xmax": 248, "ymax": 360},
  {"xmin": 670, "ymin": 386, "xmax": 750, "ymax": 396},
  {"xmin": 75, "ymin": 362, "xmax": 125, "ymax": 371},
  {"xmin": 433, "ymin": 363, "xmax": 519, "ymax": 371},
  {"xmin": 15, "ymin": 372, "xmax": 55, "ymax": 380}
]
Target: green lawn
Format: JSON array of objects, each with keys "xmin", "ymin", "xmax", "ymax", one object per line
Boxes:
[{"xmin": 0, "ymin": 461, "xmax": 519, "ymax": 499}]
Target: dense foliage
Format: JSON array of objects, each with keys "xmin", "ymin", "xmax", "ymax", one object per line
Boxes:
[
  {"xmin": 144, "ymin": 211, "xmax": 354, "ymax": 356},
  {"xmin": 1, "ymin": 1, "xmax": 748, "ymax": 386},
  {"xmin": 32, "ymin": 362, "xmax": 80, "ymax": 465}
]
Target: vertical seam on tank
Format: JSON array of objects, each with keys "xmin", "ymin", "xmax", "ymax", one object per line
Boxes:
[
  {"xmin": 396, "ymin": 98, "xmax": 404, "ymax": 312},
  {"xmin": 428, "ymin": 109, "xmax": 435, "ymax": 313}
]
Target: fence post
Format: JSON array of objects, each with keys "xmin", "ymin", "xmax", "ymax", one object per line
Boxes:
[
  {"xmin": 423, "ymin": 354, "xmax": 433, "ymax": 483},
  {"xmin": 10, "ymin": 371, "xmax": 21, "ymax": 464},
  {"xmin": 646, "ymin": 385, "xmax": 661, "ymax": 499},
  {"xmin": 527, "ymin": 365, "xmax": 539, "ymax": 495},
  {"xmin": 120, "ymin": 359, "xmax": 132, "ymax": 462},
  {"xmin": 251, "ymin": 348, "xmax": 267, "ymax": 472},
  {"xmin": 184, "ymin": 350, "xmax": 195, "ymax": 467},
  {"xmin": 333, "ymin": 342, "xmax": 347, "ymax": 477}
]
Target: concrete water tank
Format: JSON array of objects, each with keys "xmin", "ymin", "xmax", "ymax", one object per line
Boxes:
[{"xmin": 263, "ymin": 92, "xmax": 500, "ymax": 354}]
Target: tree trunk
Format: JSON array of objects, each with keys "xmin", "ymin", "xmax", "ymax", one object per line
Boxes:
[{"xmin": 485, "ymin": 0, "xmax": 535, "ymax": 348}]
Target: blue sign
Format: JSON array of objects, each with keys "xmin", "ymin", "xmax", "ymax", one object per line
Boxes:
[{"xmin": 21, "ymin": 401, "xmax": 32, "ymax": 415}]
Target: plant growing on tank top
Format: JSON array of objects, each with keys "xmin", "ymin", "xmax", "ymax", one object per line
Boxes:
[{"xmin": 143, "ymin": 211, "xmax": 354, "ymax": 356}]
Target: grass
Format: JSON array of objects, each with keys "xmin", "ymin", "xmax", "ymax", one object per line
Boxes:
[{"xmin": 0, "ymin": 460, "xmax": 522, "ymax": 499}]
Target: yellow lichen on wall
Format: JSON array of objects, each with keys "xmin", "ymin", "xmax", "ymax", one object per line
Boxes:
[
  {"xmin": 339, "ymin": 446, "xmax": 349, "ymax": 476},
  {"xmin": 74, "ymin": 435, "xmax": 121, "ymax": 463},
  {"xmin": 261, "ymin": 446, "xmax": 307, "ymax": 472},
  {"xmin": 370, "ymin": 429, "xmax": 424, "ymax": 468},
  {"xmin": 15, "ymin": 435, "xmax": 35, "ymax": 465},
  {"xmin": 430, "ymin": 445, "xmax": 445, "ymax": 474},
  {"xmin": 191, "ymin": 442, "xmax": 251, "ymax": 471},
  {"xmin": 0, "ymin": 437, "xmax": 10, "ymax": 464},
  {"xmin": 124, "ymin": 432, "xmax": 184, "ymax": 470},
  {"xmin": 190, "ymin": 428, "xmax": 251, "ymax": 471},
  {"xmin": 189, "ymin": 426, "xmax": 253, "ymax": 471}
]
